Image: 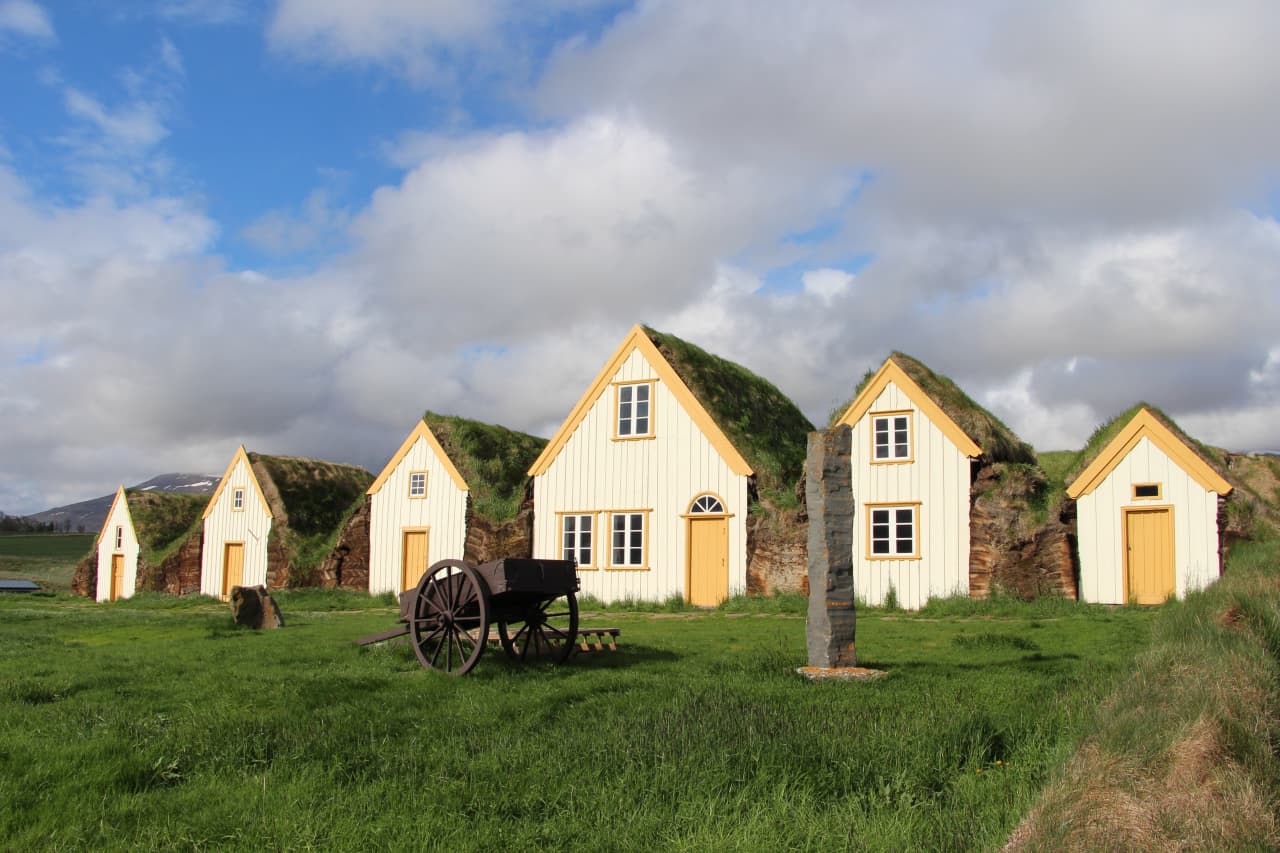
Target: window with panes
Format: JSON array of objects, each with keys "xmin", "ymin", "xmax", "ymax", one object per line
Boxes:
[
  {"xmin": 872, "ymin": 413, "xmax": 911, "ymax": 461},
  {"xmin": 869, "ymin": 505, "xmax": 918, "ymax": 557}
]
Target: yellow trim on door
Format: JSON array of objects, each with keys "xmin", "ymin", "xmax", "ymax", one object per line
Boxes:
[{"xmin": 1123, "ymin": 505, "xmax": 1175, "ymax": 605}]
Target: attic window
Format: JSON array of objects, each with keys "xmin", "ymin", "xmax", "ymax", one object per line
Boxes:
[
  {"xmin": 872, "ymin": 412, "xmax": 912, "ymax": 462},
  {"xmin": 1132, "ymin": 483, "xmax": 1162, "ymax": 500},
  {"xmin": 232, "ymin": 488, "xmax": 244, "ymax": 511},
  {"xmin": 408, "ymin": 471, "xmax": 427, "ymax": 499},
  {"xmin": 614, "ymin": 381, "xmax": 654, "ymax": 440},
  {"xmin": 114, "ymin": 526, "xmax": 123, "ymax": 549}
]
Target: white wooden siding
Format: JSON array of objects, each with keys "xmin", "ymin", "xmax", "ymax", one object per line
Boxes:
[
  {"xmin": 95, "ymin": 498, "xmax": 139, "ymax": 602},
  {"xmin": 849, "ymin": 382, "xmax": 972, "ymax": 609},
  {"xmin": 201, "ymin": 457, "xmax": 273, "ymax": 595},
  {"xmin": 1077, "ymin": 435, "xmax": 1221, "ymax": 604},
  {"xmin": 368, "ymin": 435, "xmax": 469, "ymax": 594},
  {"xmin": 533, "ymin": 348, "xmax": 749, "ymax": 603}
]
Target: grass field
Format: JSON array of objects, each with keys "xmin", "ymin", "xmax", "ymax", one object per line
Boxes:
[
  {"xmin": 0, "ymin": 591, "xmax": 1157, "ymax": 850},
  {"xmin": 0, "ymin": 533, "xmax": 93, "ymax": 589}
]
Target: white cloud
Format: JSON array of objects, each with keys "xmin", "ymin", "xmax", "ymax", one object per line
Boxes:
[
  {"xmin": 242, "ymin": 187, "xmax": 351, "ymax": 255},
  {"xmin": 64, "ymin": 88, "xmax": 168, "ymax": 150},
  {"xmin": 0, "ymin": 0, "xmax": 54, "ymax": 43}
]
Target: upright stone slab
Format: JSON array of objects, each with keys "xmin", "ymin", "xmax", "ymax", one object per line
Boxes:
[{"xmin": 806, "ymin": 425, "xmax": 856, "ymax": 668}]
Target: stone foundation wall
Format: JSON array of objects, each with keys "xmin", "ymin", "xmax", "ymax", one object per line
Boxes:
[
  {"xmin": 464, "ymin": 490, "xmax": 535, "ymax": 565},
  {"xmin": 71, "ymin": 555, "xmax": 95, "ymax": 598},
  {"xmin": 317, "ymin": 498, "xmax": 371, "ymax": 590},
  {"xmin": 142, "ymin": 532, "xmax": 204, "ymax": 595},
  {"xmin": 746, "ymin": 502, "xmax": 808, "ymax": 596},
  {"xmin": 968, "ymin": 463, "xmax": 1078, "ymax": 600}
]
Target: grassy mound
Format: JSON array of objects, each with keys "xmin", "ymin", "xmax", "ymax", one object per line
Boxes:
[
  {"xmin": 251, "ymin": 454, "xmax": 374, "ymax": 571},
  {"xmin": 644, "ymin": 326, "xmax": 814, "ymax": 502},
  {"xmin": 423, "ymin": 412, "xmax": 548, "ymax": 522},
  {"xmin": 126, "ymin": 491, "xmax": 209, "ymax": 565},
  {"xmin": 1007, "ymin": 535, "xmax": 1280, "ymax": 849},
  {"xmin": 832, "ymin": 352, "xmax": 1035, "ymax": 465}
]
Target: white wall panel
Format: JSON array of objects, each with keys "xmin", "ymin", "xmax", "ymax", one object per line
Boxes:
[
  {"xmin": 95, "ymin": 496, "xmax": 139, "ymax": 602},
  {"xmin": 1077, "ymin": 436, "xmax": 1222, "ymax": 604},
  {"xmin": 849, "ymin": 382, "xmax": 972, "ymax": 609},
  {"xmin": 368, "ymin": 436, "xmax": 469, "ymax": 594},
  {"xmin": 201, "ymin": 456, "xmax": 273, "ymax": 596},
  {"xmin": 533, "ymin": 349, "xmax": 749, "ymax": 604}
]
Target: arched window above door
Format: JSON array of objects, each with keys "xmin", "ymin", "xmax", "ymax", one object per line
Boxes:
[{"xmin": 688, "ymin": 493, "xmax": 726, "ymax": 514}]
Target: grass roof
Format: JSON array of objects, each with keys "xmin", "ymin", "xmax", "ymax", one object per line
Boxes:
[
  {"xmin": 249, "ymin": 453, "xmax": 374, "ymax": 569},
  {"xmin": 125, "ymin": 490, "xmax": 209, "ymax": 565},
  {"xmin": 422, "ymin": 412, "xmax": 548, "ymax": 523},
  {"xmin": 1062, "ymin": 403, "xmax": 1227, "ymax": 490},
  {"xmin": 832, "ymin": 352, "xmax": 1035, "ymax": 465},
  {"xmin": 643, "ymin": 326, "xmax": 815, "ymax": 498}
]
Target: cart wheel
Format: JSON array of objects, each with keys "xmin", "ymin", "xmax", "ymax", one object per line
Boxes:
[
  {"xmin": 410, "ymin": 559, "xmax": 489, "ymax": 676},
  {"xmin": 498, "ymin": 591, "xmax": 579, "ymax": 664}
]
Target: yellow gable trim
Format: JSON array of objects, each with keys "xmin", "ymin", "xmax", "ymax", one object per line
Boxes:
[
  {"xmin": 834, "ymin": 359, "xmax": 982, "ymax": 458},
  {"xmin": 367, "ymin": 419, "xmax": 469, "ymax": 495},
  {"xmin": 96, "ymin": 485, "xmax": 131, "ymax": 546},
  {"xmin": 1066, "ymin": 408, "xmax": 1233, "ymax": 499},
  {"xmin": 527, "ymin": 325, "xmax": 753, "ymax": 477},
  {"xmin": 202, "ymin": 445, "xmax": 272, "ymax": 520}
]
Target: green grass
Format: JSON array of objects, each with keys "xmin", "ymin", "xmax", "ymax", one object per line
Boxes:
[
  {"xmin": 0, "ymin": 591, "xmax": 1156, "ymax": 850},
  {"xmin": 424, "ymin": 412, "xmax": 548, "ymax": 522},
  {"xmin": 1009, "ymin": 536, "xmax": 1280, "ymax": 849},
  {"xmin": 0, "ymin": 533, "xmax": 94, "ymax": 589}
]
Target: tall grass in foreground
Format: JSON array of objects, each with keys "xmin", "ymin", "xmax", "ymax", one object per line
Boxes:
[
  {"xmin": 0, "ymin": 591, "xmax": 1156, "ymax": 850},
  {"xmin": 1008, "ymin": 537, "xmax": 1280, "ymax": 850}
]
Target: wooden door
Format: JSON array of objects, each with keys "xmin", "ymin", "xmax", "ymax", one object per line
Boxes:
[
  {"xmin": 687, "ymin": 517, "xmax": 728, "ymax": 607},
  {"xmin": 402, "ymin": 530, "xmax": 429, "ymax": 592},
  {"xmin": 1126, "ymin": 508, "xmax": 1174, "ymax": 605},
  {"xmin": 222, "ymin": 542, "xmax": 245, "ymax": 599},
  {"xmin": 110, "ymin": 554, "xmax": 124, "ymax": 602}
]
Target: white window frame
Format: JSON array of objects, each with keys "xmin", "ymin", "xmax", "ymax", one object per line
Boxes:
[
  {"xmin": 867, "ymin": 503, "xmax": 920, "ymax": 560},
  {"xmin": 560, "ymin": 513, "xmax": 596, "ymax": 569},
  {"xmin": 114, "ymin": 526, "xmax": 123, "ymax": 550},
  {"xmin": 408, "ymin": 471, "xmax": 428, "ymax": 499},
  {"xmin": 614, "ymin": 381, "xmax": 654, "ymax": 440},
  {"xmin": 609, "ymin": 511, "xmax": 649, "ymax": 569},
  {"xmin": 871, "ymin": 411, "xmax": 913, "ymax": 463},
  {"xmin": 232, "ymin": 488, "xmax": 244, "ymax": 511}
]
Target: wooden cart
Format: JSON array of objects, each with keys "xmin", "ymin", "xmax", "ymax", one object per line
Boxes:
[{"xmin": 358, "ymin": 557, "xmax": 580, "ymax": 676}]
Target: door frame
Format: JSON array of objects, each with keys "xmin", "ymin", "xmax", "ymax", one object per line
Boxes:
[
  {"xmin": 1121, "ymin": 505, "xmax": 1176, "ymax": 605},
  {"xmin": 682, "ymin": 492, "xmax": 733, "ymax": 606},
  {"xmin": 222, "ymin": 541, "xmax": 245, "ymax": 600},
  {"xmin": 401, "ymin": 527, "xmax": 431, "ymax": 593},
  {"xmin": 110, "ymin": 553, "xmax": 125, "ymax": 602}
]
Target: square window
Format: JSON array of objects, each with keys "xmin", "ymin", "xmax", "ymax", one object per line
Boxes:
[
  {"xmin": 868, "ymin": 504, "xmax": 919, "ymax": 558},
  {"xmin": 610, "ymin": 512, "xmax": 646, "ymax": 567},
  {"xmin": 561, "ymin": 513, "xmax": 593, "ymax": 567},
  {"xmin": 409, "ymin": 471, "xmax": 427, "ymax": 499},
  {"xmin": 615, "ymin": 382, "xmax": 653, "ymax": 439},
  {"xmin": 871, "ymin": 413, "xmax": 912, "ymax": 462}
]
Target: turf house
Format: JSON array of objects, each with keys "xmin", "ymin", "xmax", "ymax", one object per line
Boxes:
[
  {"xmin": 1066, "ymin": 405, "xmax": 1233, "ymax": 604},
  {"xmin": 72, "ymin": 486, "xmax": 210, "ymax": 600},
  {"xmin": 362, "ymin": 413, "xmax": 548, "ymax": 594},
  {"xmin": 528, "ymin": 324, "xmax": 812, "ymax": 606},
  {"xmin": 831, "ymin": 353, "xmax": 1037, "ymax": 609},
  {"xmin": 201, "ymin": 446, "xmax": 373, "ymax": 598}
]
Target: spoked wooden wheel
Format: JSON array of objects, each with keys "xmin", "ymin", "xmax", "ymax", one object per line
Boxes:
[
  {"xmin": 410, "ymin": 559, "xmax": 490, "ymax": 676},
  {"xmin": 498, "ymin": 592, "xmax": 579, "ymax": 664}
]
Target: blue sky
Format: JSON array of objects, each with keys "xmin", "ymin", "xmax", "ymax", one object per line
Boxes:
[{"xmin": 2, "ymin": 0, "xmax": 1279, "ymax": 514}]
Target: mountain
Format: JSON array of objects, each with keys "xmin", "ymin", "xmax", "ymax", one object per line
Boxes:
[{"xmin": 26, "ymin": 473, "xmax": 220, "ymax": 533}]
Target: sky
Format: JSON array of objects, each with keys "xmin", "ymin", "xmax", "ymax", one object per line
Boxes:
[{"xmin": 2, "ymin": 1, "xmax": 1279, "ymax": 515}]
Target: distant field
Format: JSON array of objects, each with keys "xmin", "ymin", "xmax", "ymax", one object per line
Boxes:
[
  {"xmin": 0, "ymin": 591, "xmax": 1156, "ymax": 850},
  {"xmin": 0, "ymin": 533, "xmax": 93, "ymax": 589}
]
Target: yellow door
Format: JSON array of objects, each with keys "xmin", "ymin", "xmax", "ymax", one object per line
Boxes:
[
  {"xmin": 688, "ymin": 517, "xmax": 728, "ymax": 607},
  {"xmin": 1126, "ymin": 508, "xmax": 1175, "ymax": 605},
  {"xmin": 110, "ymin": 554, "xmax": 124, "ymax": 601},
  {"xmin": 222, "ymin": 542, "xmax": 245, "ymax": 599},
  {"xmin": 402, "ymin": 530, "xmax": 429, "ymax": 592}
]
